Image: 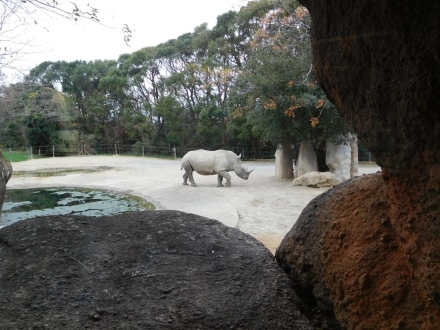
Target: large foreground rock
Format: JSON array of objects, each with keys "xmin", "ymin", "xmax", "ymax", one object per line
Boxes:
[
  {"xmin": 0, "ymin": 211, "xmax": 312, "ymax": 329},
  {"xmin": 277, "ymin": 174, "xmax": 440, "ymax": 329},
  {"xmin": 288, "ymin": 0, "xmax": 440, "ymax": 327}
]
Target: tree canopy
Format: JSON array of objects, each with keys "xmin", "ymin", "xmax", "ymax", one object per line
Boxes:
[{"xmin": 1, "ymin": 0, "xmax": 353, "ymax": 163}]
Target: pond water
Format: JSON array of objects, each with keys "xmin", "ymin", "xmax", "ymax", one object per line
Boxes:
[{"xmin": 0, "ymin": 187, "xmax": 155, "ymax": 228}]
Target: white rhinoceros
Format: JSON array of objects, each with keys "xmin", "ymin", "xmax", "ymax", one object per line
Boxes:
[{"xmin": 181, "ymin": 149, "xmax": 254, "ymax": 187}]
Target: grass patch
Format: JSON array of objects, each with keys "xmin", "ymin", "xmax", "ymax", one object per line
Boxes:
[
  {"xmin": 6, "ymin": 151, "xmax": 30, "ymax": 162},
  {"xmin": 1, "ymin": 150, "xmax": 44, "ymax": 163},
  {"xmin": 12, "ymin": 166, "xmax": 114, "ymax": 177}
]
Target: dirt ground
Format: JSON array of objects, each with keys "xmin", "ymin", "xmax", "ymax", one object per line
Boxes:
[{"xmin": 6, "ymin": 155, "xmax": 380, "ymax": 254}]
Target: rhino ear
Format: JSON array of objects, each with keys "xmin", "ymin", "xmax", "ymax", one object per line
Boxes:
[{"xmin": 237, "ymin": 154, "xmax": 242, "ymax": 159}]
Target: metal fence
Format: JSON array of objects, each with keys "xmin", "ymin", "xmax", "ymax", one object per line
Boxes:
[
  {"xmin": 1, "ymin": 144, "xmax": 373, "ymax": 163},
  {"xmin": 1, "ymin": 144, "xmax": 278, "ymax": 162}
]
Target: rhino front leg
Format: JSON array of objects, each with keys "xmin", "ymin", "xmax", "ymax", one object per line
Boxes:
[{"xmin": 217, "ymin": 171, "xmax": 231, "ymax": 187}]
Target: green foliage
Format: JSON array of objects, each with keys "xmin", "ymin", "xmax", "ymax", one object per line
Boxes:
[
  {"xmin": 1, "ymin": 150, "xmax": 31, "ymax": 162},
  {"xmin": 230, "ymin": 0, "xmax": 351, "ymax": 148},
  {"xmin": 0, "ymin": 82, "xmax": 74, "ymax": 147},
  {"xmin": 8, "ymin": 0, "xmax": 352, "ymax": 154},
  {"xmin": 25, "ymin": 115, "xmax": 58, "ymax": 146}
]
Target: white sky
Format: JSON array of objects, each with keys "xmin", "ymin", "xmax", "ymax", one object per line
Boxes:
[{"xmin": 12, "ymin": 0, "xmax": 248, "ymax": 78}]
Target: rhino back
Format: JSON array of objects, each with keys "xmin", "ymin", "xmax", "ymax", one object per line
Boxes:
[{"xmin": 187, "ymin": 150, "xmax": 236, "ymax": 175}]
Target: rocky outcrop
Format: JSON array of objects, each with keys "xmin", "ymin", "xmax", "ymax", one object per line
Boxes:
[
  {"xmin": 0, "ymin": 152, "xmax": 12, "ymax": 215},
  {"xmin": 0, "ymin": 211, "xmax": 313, "ymax": 330},
  {"xmin": 278, "ymin": 0, "xmax": 440, "ymax": 328},
  {"xmin": 277, "ymin": 173, "xmax": 440, "ymax": 329}
]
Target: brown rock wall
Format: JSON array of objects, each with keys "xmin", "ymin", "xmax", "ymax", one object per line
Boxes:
[
  {"xmin": 277, "ymin": 174, "xmax": 440, "ymax": 329},
  {"xmin": 278, "ymin": 1, "xmax": 440, "ymax": 328},
  {"xmin": 298, "ymin": 0, "xmax": 440, "ymax": 169}
]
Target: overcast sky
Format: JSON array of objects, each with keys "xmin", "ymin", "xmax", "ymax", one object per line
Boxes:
[{"xmin": 12, "ymin": 0, "xmax": 248, "ymax": 78}]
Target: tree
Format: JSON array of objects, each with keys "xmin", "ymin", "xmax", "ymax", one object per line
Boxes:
[
  {"xmin": 155, "ymin": 95, "xmax": 189, "ymax": 146},
  {"xmin": 27, "ymin": 59, "xmax": 135, "ymax": 144},
  {"xmin": 0, "ymin": 82, "xmax": 72, "ymax": 147},
  {"xmin": 230, "ymin": 0, "xmax": 351, "ymax": 177}
]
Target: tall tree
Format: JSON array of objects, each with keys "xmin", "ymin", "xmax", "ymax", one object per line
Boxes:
[
  {"xmin": 230, "ymin": 0, "xmax": 350, "ymax": 177},
  {"xmin": 0, "ymin": 82, "xmax": 71, "ymax": 147}
]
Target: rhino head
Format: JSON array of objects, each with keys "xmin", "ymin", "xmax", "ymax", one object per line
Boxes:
[{"xmin": 233, "ymin": 154, "xmax": 254, "ymax": 180}]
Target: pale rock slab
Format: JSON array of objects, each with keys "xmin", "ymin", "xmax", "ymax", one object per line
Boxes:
[{"xmin": 293, "ymin": 171, "xmax": 338, "ymax": 188}]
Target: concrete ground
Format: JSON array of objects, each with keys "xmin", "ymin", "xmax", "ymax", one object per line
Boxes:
[{"xmin": 6, "ymin": 155, "xmax": 380, "ymax": 254}]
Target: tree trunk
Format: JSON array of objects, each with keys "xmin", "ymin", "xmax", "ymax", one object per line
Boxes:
[
  {"xmin": 275, "ymin": 138, "xmax": 293, "ymax": 179},
  {"xmin": 350, "ymin": 134, "xmax": 359, "ymax": 178}
]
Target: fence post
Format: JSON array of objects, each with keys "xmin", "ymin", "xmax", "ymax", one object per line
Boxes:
[
  {"xmin": 115, "ymin": 144, "xmax": 118, "ymax": 155},
  {"xmin": 9, "ymin": 148, "xmax": 12, "ymax": 163},
  {"xmin": 30, "ymin": 146, "xmax": 33, "ymax": 159},
  {"xmin": 53, "ymin": 145, "xmax": 55, "ymax": 157},
  {"xmin": 142, "ymin": 146, "xmax": 145, "ymax": 157},
  {"xmin": 173, "ymin": 147, "xmax": 176, "ymax": 159}
]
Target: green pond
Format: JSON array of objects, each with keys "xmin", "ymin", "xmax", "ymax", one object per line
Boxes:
[{"xmin": 0, "ymin": 187, "xmax": 155, "ymax": 228}]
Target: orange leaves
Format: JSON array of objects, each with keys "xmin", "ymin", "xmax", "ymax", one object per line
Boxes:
[
  {"xmin": 310, "ymin": 117, "xmax": 319, "ymax": 127},
  {"xmin": 263, "ymin": 99, "xmax": 277, "ymax": 111},
  {"xmin": 233, "ymin": 106, "xmax": 248, "ymax": 119},
  {"xmin": 284, "ymin": 103, "xmax": 301, "ymax": 117},
  {"xmin": 316, "ymin": 98, "xmax": 325, "ymax": 109},
  {"xmin": 295, "ymin": 6, "xmax": 309, "ymax": 20}
]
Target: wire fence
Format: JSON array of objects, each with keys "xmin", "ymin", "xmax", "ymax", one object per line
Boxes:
[
  {"xmin": 1, "ymin": 144, "xmax": 373, "ymax": 163},
  {"xmin": 1, "ymin": 144, "xmax": 278, "ymax": 162}
]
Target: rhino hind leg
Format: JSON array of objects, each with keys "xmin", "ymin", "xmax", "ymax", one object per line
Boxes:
[
  {"xmin": 183, "ymin": 170, "xmax": 197, "ymax": 187},
  {"xmin": 183, "ymin": 172, "xmax": 189, "ymax": 185},
  {"xmin": 188, "ymin": 172, "xmax": 198, "ymax": 187},
  {"xmin": 217, "ymin": 175, "xmax": 224, "ymax": 187},
  {"xmin": 217, "ymin": 171, "xmax": 231, "ymax": 187},
  {"xmin": 182, "ymin": 160, "xmax": 198, "ymax": 187}
]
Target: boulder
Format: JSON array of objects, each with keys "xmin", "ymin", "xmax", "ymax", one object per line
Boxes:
[
  {"xmin": 0, "ymin": 151, "xmax": 12, "ymax": 215},
  {"xmin": 278, "ymin": 174, "xmax": 440, "ymax": 329},
  {"xmin": 0, "ymin": 211, "xmax": 313, "ymax": 330},
  {"xmin": 295, "ymin": 141, "xmax": 318, "ymax": 177},
  {"xmin": 293, "ymin": 171, "xmax": 338, "ymax": 188}
]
